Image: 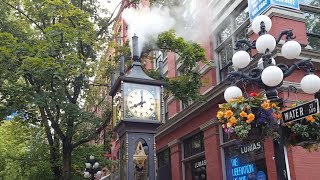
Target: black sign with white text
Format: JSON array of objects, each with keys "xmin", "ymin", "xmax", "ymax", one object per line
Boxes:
[{"xmin": 282, "ymin": 99, "xmax": 319, "ymax": 123}]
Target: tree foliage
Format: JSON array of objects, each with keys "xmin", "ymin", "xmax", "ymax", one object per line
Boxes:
[
  {"xmin": 0, "ymin": 119, "xmax": 53, "ymax": 179},
  {"xmin": 156, "ymin": 30, "xmax": 206, "ymax": 103},
  {"xmin": 0, "ymin": 0, "xmax": 139, "ymax": 179}
]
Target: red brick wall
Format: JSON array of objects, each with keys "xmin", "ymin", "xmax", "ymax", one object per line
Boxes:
[
  {"xmin": 203, "ymin": 126, "xmax": 223, "ymax": 180},
  {"xmin": 157, "ymin": 106, "xmax": 217, "ymax": 151},
  {"xmin": 170, "ymin": 143, "xmax": 183, "ymax": 180},
  {"xmin": 200, "ymin": 69, "xmax": 216, "ymax": 94}
]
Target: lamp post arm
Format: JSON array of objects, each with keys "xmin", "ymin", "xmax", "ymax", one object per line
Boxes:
[
  {"xmin": 234, "ymin": 39, "xmax": 256, "ymax": 52},
  {"xmin": 227, "ymin": 68, "xmax": 263, "ymax": 84},
  {"xmin": 275, "ymin": 29, "xmax": 295, "ymax": 44},
  {"xmin": 280, "ymin": 59, "xmax": 314, "ymax": 78}
]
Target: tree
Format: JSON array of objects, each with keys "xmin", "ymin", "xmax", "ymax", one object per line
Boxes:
[
  {"xmin": 0, "ymin": 0, "xmax": 142, "ymax": 179},
  {"xmin": 0, "ymin": 119, "xmax": 53, "ymax": 179}
]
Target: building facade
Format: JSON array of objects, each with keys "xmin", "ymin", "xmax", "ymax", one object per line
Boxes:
[{"xmin": 111, "ymin": 0, "xmax": 320, "ymax": 179}]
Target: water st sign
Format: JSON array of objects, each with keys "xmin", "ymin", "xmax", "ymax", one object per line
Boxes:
[
  {"xmin": 282, "ymin": 99, "xmax": 319, "ymax": 123},
  {"xmin": 248, "ymin": 0, "xmax": 300, "ymax": 20}
]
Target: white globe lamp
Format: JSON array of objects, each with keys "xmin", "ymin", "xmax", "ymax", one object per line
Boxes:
[
  {"xmin": 300, "ymin": 74, "xmax": 320, "ymax": 94},
  {"xmin": 261, "ymin": 66, "xmax": 283, "ymax": 87},
  {"xmin": 256, "ymin": 34, "xmax": 276, "ymax": 53},
  {"xmin": 252, "ymin": 15, "xmax": 272, "ymax": 34},
  {"xmin": 232, "ymin": 50, "xmax": 251, "ymax": 68},
  {"xmin": 224, "ymin": 86, "xmax": 243, "ymax": 102},
  {"xmin": 93, "ymin": 162, "xmax": 99, "ymax": 169},
  {"xmin": 281, "ymin": 40, "xmax": 301, "ymax": 59},
  {"xmin": 96, "ymin": 171, "xmax": 102, "ymax": 177},
  {"xmin": 85, "ymin": 163, "xmax": 91, "ymax": 169},
  {"xmin": 84, "ymin": 172, "xmax": 90, "ymax": 178}
]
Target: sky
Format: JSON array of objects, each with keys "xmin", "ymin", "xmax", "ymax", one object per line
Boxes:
[{"xmin": 98, "ymin": 0, "xmax": 121, "ymax": 16}]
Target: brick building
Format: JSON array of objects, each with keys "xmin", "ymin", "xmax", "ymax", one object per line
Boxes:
[{"xmin": 111, "ymin": 0, "xmax": 320, "ymax": 179}]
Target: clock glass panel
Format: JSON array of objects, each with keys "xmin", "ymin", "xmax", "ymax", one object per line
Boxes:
[{"xmin": 123, "ymin": 83, "xmax": 161, "ymax": 121}]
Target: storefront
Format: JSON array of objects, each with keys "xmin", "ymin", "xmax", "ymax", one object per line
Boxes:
[{"xmin": 224, "ymin": 141, "xmax": 267, "ymax": 180}]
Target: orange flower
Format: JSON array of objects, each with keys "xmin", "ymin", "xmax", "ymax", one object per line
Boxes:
[
  {"xmin": 273, "ymin": 113, "xmax": 282, "ymax": 119},
  {"xmin": 246, "ymin": 119, "xmax": 253, "ymax": 124},
  {"xmin": 271, "ymin": 103, "xmax": 277, "ymax": 108},
  {"xmin": 247, "ymin": 113, "xmax": 255, "ymax": 121},
  {"xmin": 224, "ymin": 110, "xmax": 233, "ymax": 118},
  {"xmin": 261, "ymin": 101, "xmax": 270, "ymax": 109},
  {"xmin": 240, "ymin": 111, "xmax": 247, "ymax": 118},
  {"xmin": 216, "ymin": 111, "xmax": 224, "ymax": 119},
  {"xmin": 229, "ymin": 117, "xmax": 237, "ymax": 124},
  {"xmin": 227, "ymin": 122, "xmax": 233, "ymax": 127},
  {"xmin": 306, "ymin": 115, "xmax": 316, "ymax": 123}
]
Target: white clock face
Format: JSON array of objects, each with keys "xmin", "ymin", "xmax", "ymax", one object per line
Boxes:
[{"xmin": 127, "ymin": 89, "xmax": 156, "ymax": 118}]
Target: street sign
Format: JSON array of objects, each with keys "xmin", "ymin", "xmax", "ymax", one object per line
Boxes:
[
  {"xmin": 248, "ymin": 0, "xmax": 300, "ymax": 20},
  {"xmin": 282, "ymin": 99, "xmax": 319, "ymax": 123}
]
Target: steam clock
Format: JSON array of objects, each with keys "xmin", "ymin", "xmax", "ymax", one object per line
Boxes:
[{"xmin": 110, "ymin": 35, "xmax": 164, "ymax": 180}]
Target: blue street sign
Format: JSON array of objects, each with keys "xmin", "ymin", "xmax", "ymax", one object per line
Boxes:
[
  {"xmin": 271, "ymin": 0, "xmax": 300, "ymax": 10},
  {"xmin": 248, "ymin": 0, "xmax": 271, "ymax": 20},
  {"xmin": 249, "ymin": 0, "xmax": 300, "ymax": 20}
]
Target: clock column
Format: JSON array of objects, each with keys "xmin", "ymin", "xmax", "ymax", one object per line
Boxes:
[{"xmin": 109, "ymin": 35, "xmax": 164, "ymax": 180}]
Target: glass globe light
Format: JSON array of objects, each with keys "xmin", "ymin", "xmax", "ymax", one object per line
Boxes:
[
  {"xmin": 232, "ymin": 50, "xmax": 251, "ymax": 68},
  {"xmin": 84, "ymin": 172, "xmax": 90, "ymax": 178},
  {"xmin": 85, "ymin": 163, "xmax": 92, "ymax": 169},
  {"xmin": 257, "ymin": 58, "xmax": 276, "ymax": 69},
  {"xmin": 93, "ymin": 162, "xmax": 99, "ymax": 169},
  {"xmin": 89, "ymin": 155, "xmax": 94, "ymax": 160},
  {"xmin": 96, "ymin": 171, "xmax": 102, "ymax": 177},
  {"xmin": 261, "ymin": 66, "xmax": 283, "ymax": 87},
  {"xmin": 252, "ymin": 15, "xmax": 272, "ymax": 34},
  {"xmin": 300, "ymin": 74, "xmax": 320, "ymax": 94},
  {"xmin": 224, "ymin": 86, "xmax": 243, "ymax": 102},
  {"xmin": 281, "ymin": 40, "xmax": 301, "ymax": 59},
  {"xmin": 256, "ymin": 34, "xmax": 276, "ymax": 53}
]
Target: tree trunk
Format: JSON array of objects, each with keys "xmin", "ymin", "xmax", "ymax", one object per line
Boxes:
[{"xmin": 62, "ymin": 141, "xmax": 72, "ymax": 180}]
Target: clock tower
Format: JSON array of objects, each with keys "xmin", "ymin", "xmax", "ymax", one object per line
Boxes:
[{"xmin": 109, "ymin": 35, "xmax": 164, "ymax": 180}]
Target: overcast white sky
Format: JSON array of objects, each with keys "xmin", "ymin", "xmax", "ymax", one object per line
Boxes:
[{"xmin": 98, "ymin": 0, "xmax": 121, "ymax": 15}]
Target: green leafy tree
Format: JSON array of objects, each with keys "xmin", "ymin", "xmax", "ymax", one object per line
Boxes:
[
  {"xmin": 0, "ymin": 0, "xmax": 143, "ymax": 179},
  {"xmin": 0, "ymin": 119, "xmax": 53, "ymax": 179}
]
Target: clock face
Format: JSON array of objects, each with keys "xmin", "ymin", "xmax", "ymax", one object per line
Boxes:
[{"xmin": 127, "ymin": 89, "xmax": 156, "ymax": 118}]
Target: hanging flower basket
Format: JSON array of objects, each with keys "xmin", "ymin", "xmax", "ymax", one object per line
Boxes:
[
  {"xmin": 283, "ymin": 113, "xmax": 320, "ymax": 149},
  {"xmin": 217, "ymin": 92, "xmax": 281, "ymax": 141}
]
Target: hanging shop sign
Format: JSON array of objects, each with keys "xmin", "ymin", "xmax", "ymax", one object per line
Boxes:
[
  {"xmin": 248, "ymin": 0, "xmax": 300, "ymax": 20},
  {"xmin": 282, "ymin": 99, "xmax": 319, "ymax": 123}
]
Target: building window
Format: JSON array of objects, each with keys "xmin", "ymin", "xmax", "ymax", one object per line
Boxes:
[
  {"xmin": 224, "ymin": 141, "xmax": 267, "ymax": 180},
  {"xmin": 215, "ymin": 6, "xmax": 249, "ymax": 81},
  {"xmin": 183, "ymin": 132, "xmax": 204, "ymax": 158},
  {"xmin": 300, "ymin": 2, "xmax": 320, "ymax": 51},
  {"xmin": 183, "ymin": 132, "xmax": 206, "ymax": 180},
  {"xmin": 153, "ymin": 50, "xmax": 165, "ymax": 70},
  {"xmin": 157, "ymin": 149, "xmax": 171, "ymax": 180}
]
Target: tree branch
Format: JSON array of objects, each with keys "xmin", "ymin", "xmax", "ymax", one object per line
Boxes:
[
  {"xmin": 2, "ymin": 0, "xmax": 45, "ymax": 34},
  {"xmin": 44, "ymin": 106, "xmax": 66, "ymax": 141},
  {"xmin": 72, "ymin": 112, "xmax": 112, "ymax": 149},
  {"xmin": 97, "ymin": 0, "xmax": 138, "ymax": 37}
]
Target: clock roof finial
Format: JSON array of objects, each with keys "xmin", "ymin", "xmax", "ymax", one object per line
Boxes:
[{"xmin": 132, "ymin": 34, "xmax": 139, "ymax": 62}]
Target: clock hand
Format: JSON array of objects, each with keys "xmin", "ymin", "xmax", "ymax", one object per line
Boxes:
[{"xmin": 140, "ymin": 90, "xmax": 144, "ymax": 107}]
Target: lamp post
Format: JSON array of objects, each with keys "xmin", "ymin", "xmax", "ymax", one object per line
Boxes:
[
  {"xmin": 84, "ymin": 155, "xmax": 102, "ymax": 180},
  {"xmin": 224, "ymin": 15, "xmax": 320, "ymax": 180}
]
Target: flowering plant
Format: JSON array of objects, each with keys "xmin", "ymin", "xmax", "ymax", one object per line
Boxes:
[
  {"xmin": 284, "ymin": 112, "xmax": 320, "ymax": 149},
  {"xmin": 217, "ymin": 92, "xmax": 281, "ymax": 140}
]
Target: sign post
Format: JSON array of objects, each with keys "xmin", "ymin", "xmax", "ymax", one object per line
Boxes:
[{"xmin": 281, "ymin": 99, "xmax": 319, "ymax": 123}]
